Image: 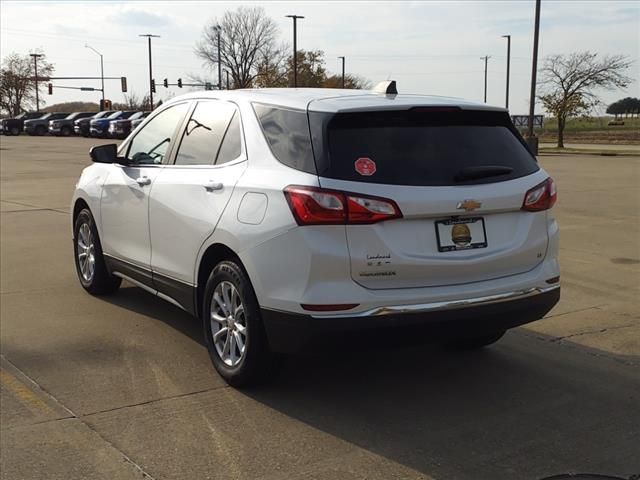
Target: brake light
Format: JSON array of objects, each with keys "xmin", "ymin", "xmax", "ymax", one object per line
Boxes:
[
  {"xmin": 284, "ymin": 185, "xmax": 402, "ymax": 225},
  {"xmin": 522, "ymin": 177, "xmax": 557, "ymax": 212}
]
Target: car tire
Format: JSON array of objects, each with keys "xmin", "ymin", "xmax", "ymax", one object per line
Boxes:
[
  {"xmin": 61, "ymin": 126, "xmax": 71, "ymax": 136},
  {"xmin": 203, "ymin": 260, "xmax": 279, "ymax": 387},
  {"xmin": 35, "ymin": 125, "xmax": 46, "ymax": 136},
  {"xmin": 73, "ymin": 208, "xmax": 121, "ymax": 295},
  {"xmin": 447, "ymin": 330, "xmax": 506, "ymax": 350},
  {"xmin": 10, "ymin": 126, "xmax": 19, "ymax": 136}
]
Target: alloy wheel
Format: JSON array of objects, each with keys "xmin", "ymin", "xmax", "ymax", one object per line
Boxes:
[
  {"xmin": 210, "ymin": 281, "xmax": 247, "ymax": 367},
  {"xmin": 76, "ymin": 223, "xmax": 95, "ymax": 282}
]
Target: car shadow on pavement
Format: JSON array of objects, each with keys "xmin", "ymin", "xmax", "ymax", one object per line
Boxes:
[{"xmin": 99, "ymin": 285, "xmax": 640, "ymax": 480}]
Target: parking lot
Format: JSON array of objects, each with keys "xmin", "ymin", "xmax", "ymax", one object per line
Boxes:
[{"xmin": 1, "ymin": 135, "xmax": 638, "ymax": 479}]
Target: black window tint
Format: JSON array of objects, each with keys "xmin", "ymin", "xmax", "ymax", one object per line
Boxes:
[
  {"xmin": 253, "ymin": 103, "xmax": 316, "ymax": 174},
  {"xmin": 216, "ymin": 111, "xmax": 242, "ymax": 165},
  {"xmin": 310, "ymin": 109, "xmax": 538, "ymax": 186},
  {"xmin": 127, "ymin": 103, "xmax": 189, "ymax": 165},
  {"xmin": 174, "ymin": 101, "xmax": 236, "ymax": 166}
]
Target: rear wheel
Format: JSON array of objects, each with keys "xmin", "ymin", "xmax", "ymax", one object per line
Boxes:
[
  {"xmin": 203, "ymin": 260, "xmax": 278, "ymax": 387},
  {"xmin": 447, "ymin": 330, "xmax": 505, "ymax": 350},
  {"xmin": 10, "ymin": 126, "xmax": 19, "ymax": 135},
  {"xmin": 73, "ymin": 208, "xmax": 121, "ymax": 295}
]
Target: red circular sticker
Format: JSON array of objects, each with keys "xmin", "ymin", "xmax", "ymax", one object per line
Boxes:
[{"xmin": 355, "ymin": 157, "xmax": 377, "ymax": 176}]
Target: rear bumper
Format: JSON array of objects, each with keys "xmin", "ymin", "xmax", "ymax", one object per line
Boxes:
[{"xmin": 261, "ymin": 285, "xmax": 560, "ymax": 353}]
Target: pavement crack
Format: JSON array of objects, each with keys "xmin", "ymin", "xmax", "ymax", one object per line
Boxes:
[
  {"xmin": 81, "ymin": 384, "xmax": 229, "ymax": 418},
  {"xmin": 552, "ymin": 323, "xmax": 637, "ymax": 341},
  {"xmin": 0, "ymin": 355, "xmax": 158, "ymax": 480}
]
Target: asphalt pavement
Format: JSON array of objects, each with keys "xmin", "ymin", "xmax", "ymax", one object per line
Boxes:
[{"xmin": 1, "ymin": 135, "xmax": 639, "ymax": 480}]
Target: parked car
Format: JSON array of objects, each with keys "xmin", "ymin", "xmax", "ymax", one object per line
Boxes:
[
  {"xmin": 2, "ymin": 112, "xmax": 43, "ymax": 135},
  {"xmin": 24, "ymin": 112, "xmax": 68, "ymax": 135},
  {"xmin": 74, "ymin": 111, "xmax": 115, "ymax": 137},
  {"xmin": 49, "ymin": 112, "xmax": 96, "ymax": 136},
  {"xmin": 107, "ymin": 111, "xmax": 149, "ymax": 139},
  {"xmin": 71, "ymin": 84, "xmax": 560, "ymax": 387},
  {"xmin": 90, "ymin": 111, "xmax": 136, "ymax": 138}
]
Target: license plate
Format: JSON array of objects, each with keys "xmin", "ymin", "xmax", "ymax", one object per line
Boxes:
[{"xmin": 435, "ymin": 217, "xmax": 487, "ymax": 252}]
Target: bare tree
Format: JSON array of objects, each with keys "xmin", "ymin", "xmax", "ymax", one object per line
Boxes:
[
  {"xmin": 195, "ymin": 6, "xmax": 284, "ymax": 89},
  {"xmin": 113, "ymin": 92, "xmax": 151, "ymax": 111},
  {"xmin": 0, "ymin": 51, "xmax": 54, "ymax": 116},
  {"xmin": 538, "ymin": 52, "xmax": 632, "ymax": 147}
]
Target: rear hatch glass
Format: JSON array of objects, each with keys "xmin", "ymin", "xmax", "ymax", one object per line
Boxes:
[{"xmin": 309, "ymin": 108, "xmax": 538, "ymax": 186}]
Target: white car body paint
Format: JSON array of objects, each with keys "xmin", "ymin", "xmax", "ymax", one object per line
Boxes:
[{"xmin": 72, "ymin": 87, "xmax": 560, "ymax": 349}]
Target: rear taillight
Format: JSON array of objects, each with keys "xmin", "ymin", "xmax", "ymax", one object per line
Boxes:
[
  {"xmin": 522, "ymin": 177, "xmax": 557, "ymax": 212},
  {"xmin": 284, "ymin": 185, "xmax": 402, "ymax": 225}
]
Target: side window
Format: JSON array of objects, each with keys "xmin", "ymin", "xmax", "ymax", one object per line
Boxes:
[
  {"xmin": 215, "ymin": 111, "xmax": 242, "ymax": 165},
  {"xmin": 174, "ymin": 100, "xmax": 238, "ymax": 166},
  {"xmin": 127, "ymin": 103, "xmax": 190, "ymax": 165},
  {"xmin": 252, "ymin": 103, "xmax": 316, "ymax": 174}
]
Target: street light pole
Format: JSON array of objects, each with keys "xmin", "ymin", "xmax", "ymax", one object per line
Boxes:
[
  {"xmin": 214, "ymin": 25, "xmax": 222, "ymax": 90},
  {"xmin": 338, "ymin": 56, "xmax": 345, "ymax": 88},
  {"xmin": 527, "ymin": 0, "xmax": 541, "ymax": 145},
  {"xmin": 502, "ymin": 35, "xmax": 511, "ymax": 110},
  {"xmin": 480, "ymin": 55, "xmax": 491, "ymax": 103},
  {"xmin": 29, "ymin": 53, "xmax": 43, "ymax": 112},
  {"xmin": 286, "ymin": 15, "xmax": 304, "ymax": 88},
  {"xmin": 85, "ymin": 44, "xmax": 105, "ymax": 103},
  {"xmin": 139, "ymin": 33, "xmax": 160, "ymax": 110}
]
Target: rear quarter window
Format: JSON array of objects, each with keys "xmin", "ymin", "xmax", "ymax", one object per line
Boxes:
[{"xmin": 252, "ymin": 103, "xmax": 316, "ymax": 174}]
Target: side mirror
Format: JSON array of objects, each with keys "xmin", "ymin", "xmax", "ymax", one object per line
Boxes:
[{"xmin": 89, "ymin": 144, "xmax": 125, "ymax": 164}]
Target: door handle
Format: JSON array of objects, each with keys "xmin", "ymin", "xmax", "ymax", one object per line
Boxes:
[
  {"xmin": 136, "ymin": 176, "xmax": 151, "ymax": 186},
  {"xmin": 204, "ymin": 181, "xmax": 223, "ymax": 192}
]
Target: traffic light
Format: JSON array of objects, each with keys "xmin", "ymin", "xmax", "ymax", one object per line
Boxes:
[
  {"xmin": 121, "ymin": 76, "xmax": 127, "ymax": 93},
  {"xmin": 151, "ymin": 79, "xmax": 156, "ymax": 93},
  {"xmin": 47, "ymin": 83, "xmax": 53, "ymax": 95},
  {"xmin": 163, "ymin": 78, "xmax": 168, "ymax": 88},
  {"xmin": 177, "ymin": 78, "xmax": 182, "ymax": 88},
  {"xmin": 99, "ymin": 99, "xmax": 113, "ymax": 111}
]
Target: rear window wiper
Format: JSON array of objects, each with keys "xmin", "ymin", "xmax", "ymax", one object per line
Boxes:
[{"xmin": 454, "ymin": 165, "xmax": 513, "ymax": 182}]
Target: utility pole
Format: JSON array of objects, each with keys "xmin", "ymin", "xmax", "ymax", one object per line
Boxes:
[
  {"xmin": 215, "ymin": 25, "xmax": 222, "ymax": 90},
  {"xmin": 480, "ymin": 55, "xmax": 491, "ymax": 103},
  {"xmin": 502, "ymin": 35, "xmax": 511, "ymax": 110},
  {"xmin": 338, "ymin": 56, "xmax": 345, "ymax": 88},
  {"xmin": 139, "ymin": 33, "xmax": 160, "ymax": 110},
  {"xmin": 29, "ymin": 53, "xmax": 43, "ymax": 112},
  {"xmin": 85, "ymin": 44, "xmax": 105, "ymax": 103},
  {"xmin": 225, "ymin": 70, "xmax": 230, "ymax": 90},
  {"xmin": 527, "ymin": 0, "xmax": 542, "ymax": 153},
  {"xmin": 286, "ymin": 15, "xmax": 304, "ymax": 88}
]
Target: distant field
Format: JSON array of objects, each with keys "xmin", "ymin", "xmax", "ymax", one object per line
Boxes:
[{"xmin": 526, "ymin": 117, "xmax": 640, "ymax": 145}]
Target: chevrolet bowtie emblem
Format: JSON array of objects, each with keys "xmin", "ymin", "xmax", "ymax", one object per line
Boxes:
[{"xmin": 456, "ymin": 199, "xmax": 482, "ymax": 212}]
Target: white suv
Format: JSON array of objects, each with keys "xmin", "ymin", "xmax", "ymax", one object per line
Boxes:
[{"xmin": 72, "ymin": 84, "xmax": 560, "ymax": 386}]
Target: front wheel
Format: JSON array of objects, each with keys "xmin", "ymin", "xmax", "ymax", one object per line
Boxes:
[
  {"xmin": 35, "ymin": 125, "xmax": 46, "ymax": 136},
  {"xmin": 203, "ymin": 260, "xmax": 279, "ymax": 387},
  {"xmin": 73, "ymin": 208, "xmax": 121, "ymax": 295},
  {"xmin": 10, "ymin": 126, "xmax": 20, "ymax": 136}
]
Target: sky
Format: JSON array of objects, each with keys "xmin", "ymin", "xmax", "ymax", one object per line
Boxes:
[{"xmin": 1, "ymin": 0, "xmax": 639, "ymax": 115}]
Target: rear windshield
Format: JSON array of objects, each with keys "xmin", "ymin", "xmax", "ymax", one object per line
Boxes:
[{"xmin": 309, "ymin": 109, "xmax": 538, "ymax": 186}]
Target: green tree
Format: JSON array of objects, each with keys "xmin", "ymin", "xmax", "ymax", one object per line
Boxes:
[
  {"xmin": 538, "ymin": 52, "xmax": 632, "ymax": 147},
  {"xmin": 0, "ymin": 51, "xmax": 54, "ymax": 116}
]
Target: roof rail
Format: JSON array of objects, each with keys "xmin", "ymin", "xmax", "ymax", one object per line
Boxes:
[{"xmin": 372, "ymin": 80, "xmax": 397, "ymax": 95}]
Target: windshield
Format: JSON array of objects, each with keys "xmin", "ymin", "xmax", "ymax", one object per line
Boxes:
[
  {"xmin": 38, "ymin": 113, "xmax": 52, "ymax": 120},
  {"xmin": 107, "ymin": 111, "xmax": 123, "ymax": 119}
]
